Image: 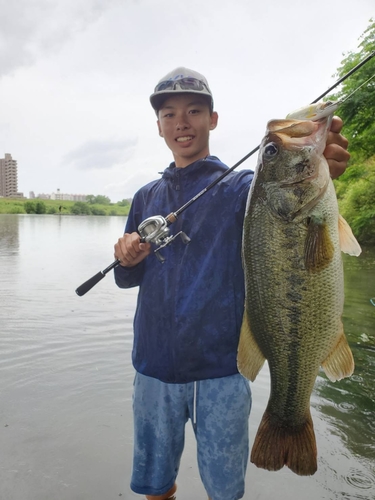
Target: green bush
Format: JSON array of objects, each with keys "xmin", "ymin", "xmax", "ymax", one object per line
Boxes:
[
  {"xmin": 90, "ymin": 207, "xmax": 106, "ymax": 216},
  {"xmin": 70, "ymin": 202, "xmax": 92, "ymax": 215},
  {"xmin": 24, "ymin": 201, "xmax": 36, "ymax": 214},
  {"xmin": 35, "ymin": 201, "xmax": 46, "ymax": 214},
  {"xmin": 339, "ymin": 178, "xmax": 375, "ymax": 244}
]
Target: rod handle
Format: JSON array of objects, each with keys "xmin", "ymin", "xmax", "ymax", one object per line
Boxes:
[{"xmin": 75, "ymin": 271, "xmax": 106, "ymax": 296}]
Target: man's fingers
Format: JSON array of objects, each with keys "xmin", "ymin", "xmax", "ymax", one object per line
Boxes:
[
  {"xmin": 324, "ymin": 143, "xmax": 351, "ymax": 179},
  {"xmin": 114, "ymin": 232, "xmax": 151, "ymax": 267},
  {"xmin": 329, "ymin": 115, "xmax": 344, "ymax": 134}
]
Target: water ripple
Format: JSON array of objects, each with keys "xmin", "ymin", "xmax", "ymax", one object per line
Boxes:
[{"xmin": 344, "ymin": 467, "xmax": 375, "ymax": 490}]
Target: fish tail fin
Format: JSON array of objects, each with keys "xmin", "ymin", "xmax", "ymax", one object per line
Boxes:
[{"xmin": 251, "ymin": 410, "xmax": 317, "ymax": 476}]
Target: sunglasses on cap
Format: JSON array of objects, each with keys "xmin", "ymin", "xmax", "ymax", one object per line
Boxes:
[{"xmin": 154, "ymin": 77, "xmax": 210, "ymax": 93}]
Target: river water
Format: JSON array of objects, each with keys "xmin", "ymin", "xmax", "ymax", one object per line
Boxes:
[{"xmin": 0, "ymin": 214, "xmax": 374, "ymax": 500}]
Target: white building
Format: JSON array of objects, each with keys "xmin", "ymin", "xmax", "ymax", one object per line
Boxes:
[{"xmin": 50, "ymin": 189, "xmax": 86, "ymax": 202}]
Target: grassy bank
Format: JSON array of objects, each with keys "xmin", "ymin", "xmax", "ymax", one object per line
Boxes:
[{"xmin": 0, "ymin": 197, "xmax": 130, "ymax": 216}]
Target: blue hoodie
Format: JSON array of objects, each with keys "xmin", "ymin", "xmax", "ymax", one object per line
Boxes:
[{"xmin": 115, "ymin": 156, "xmax": 253, "ymax": 383}]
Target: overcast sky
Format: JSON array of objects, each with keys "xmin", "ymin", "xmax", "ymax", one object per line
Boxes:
[{"xmin": 0, "ymin": 0, "xmax": 373, "ymax": 202}]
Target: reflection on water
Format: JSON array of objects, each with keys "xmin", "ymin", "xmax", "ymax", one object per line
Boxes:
[
  {"xmin": 0, "ymin": 213, "xmax": 19, "ymax": 255},
  {"xmin": 310, "ymin": 246, "xmax": 375, "ymax": 498},
  {"xmin": 0, "ymin": 214, "xmax": 374, "ymax": 500},
  {"xmin": 314, "ymin": 247, "xmax": 375, "ymax": 454}
]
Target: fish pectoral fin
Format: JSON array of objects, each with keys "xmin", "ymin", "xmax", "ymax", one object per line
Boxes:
[
  {"xmin": 338, "ymin": 214, "xmax": 362, "ymax": 256},
  {"xmin": 321, "ymin": 326, "xmax": 355, "ymax": 382},
  {"xmin": 304, "ymin": 216, "xmax": 335, "ymax": 271},
  {"xmin": 237, "ymin": 307, "xmax": 266, "ymax": 382}
]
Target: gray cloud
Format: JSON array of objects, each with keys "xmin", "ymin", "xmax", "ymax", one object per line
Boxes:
[
  {"xmin": 0, "ymin": 0, "xmax": 120, "ymax": 77},
  {"xmin": 63, "ymin": 137, "xmax": 138, "ymax": 170}
]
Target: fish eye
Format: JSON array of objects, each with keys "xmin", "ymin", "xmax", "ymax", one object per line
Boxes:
[{"xmin": 264, "ymin": 142, "xmax": 278, "ymax": 158}]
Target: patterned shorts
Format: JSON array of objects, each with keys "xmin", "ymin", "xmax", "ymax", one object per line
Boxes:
[{"xmin": 131, "ymin": 372, "xmax": 252, "ymax": 500}]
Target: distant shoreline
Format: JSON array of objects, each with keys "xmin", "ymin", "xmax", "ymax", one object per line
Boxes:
[{"xmin": 0, "ymin": 198, "xmax": 130, "ymax": 217}]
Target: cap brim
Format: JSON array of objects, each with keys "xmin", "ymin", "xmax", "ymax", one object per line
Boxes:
[{"xmin": 150, "ymin": 90, "xmax": 213, "ymax": 111}]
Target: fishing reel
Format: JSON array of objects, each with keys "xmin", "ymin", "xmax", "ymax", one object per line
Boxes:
[{"xmin": 138, "ymin": 215, "xmax": 191, "ymax": 263}]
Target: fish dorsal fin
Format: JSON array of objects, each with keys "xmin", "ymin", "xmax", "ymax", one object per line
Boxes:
[
  {"xmin": 237, "ymin": 306, "xmax": 266, "ymax": 382},
  {"xmin": 338, "ymin": 214, "xmax": 362, "ymax": 256},
  {"xmin": 321, "ymin": 324, "xmax": 355, "ymax": 381},
  {"xmin": 304, "ymin": 216, "xmax": 335, "ymax": 272}
]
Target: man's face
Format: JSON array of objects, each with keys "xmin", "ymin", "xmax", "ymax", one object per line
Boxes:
[{"xmin": 157, "ymin": 94, "xmax": 218, "ymax": 168}]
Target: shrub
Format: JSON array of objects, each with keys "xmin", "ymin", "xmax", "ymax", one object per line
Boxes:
[
  {"xmin": 35, "ymin": 201, "xmax": 47, "ymax": 214},
  {"xmin": 90, "ymin": 207, "xmax": 106, "ymax": 216},
  {"xmin": 24, "ymin": 201, "xmax": 36, "ymax": 214},
  {"xmin": 71, "ymin": 202, "xmax": 91, "ymax": 215}
]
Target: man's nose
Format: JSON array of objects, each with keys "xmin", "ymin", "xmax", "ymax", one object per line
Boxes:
[{"xmin": 176, "ymin": 116, "xmax": 189, "ymax": 130}]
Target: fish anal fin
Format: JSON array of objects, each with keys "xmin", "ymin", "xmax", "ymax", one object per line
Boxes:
[
  {"xmin": 304, "ymin": 216, "xmax": 335, "ymax": 272},
  {"xmin": 251, "ymin": 410, "xmax": 317, "ymax": 476},
  {"xmin": 338, "ymin": 214, "xmax": 362, "ymax": 256},
  {"xmin": 237, "ymin": 307, "xmax": 265, "ymax": 382},
  {"xmin": 321, "ymin": 326, "xmax": 355, "ymax": 382}
]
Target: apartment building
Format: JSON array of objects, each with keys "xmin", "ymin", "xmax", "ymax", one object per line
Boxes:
[
  {"xmin": 0, "ymin": 154, "xmax": 23, "ymax": 198},
  {"xmin": 50, "ymin": 189, "xmax": 86, "ymax": 201}
]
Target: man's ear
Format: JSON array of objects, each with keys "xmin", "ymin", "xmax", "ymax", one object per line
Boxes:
[
  {"xmin": 209, "ymin": 111, "xmax": 219, "ymax": 131},
  {"xmin": 157, "ymin": 120, "xmax": 164, "ymax": 137}
]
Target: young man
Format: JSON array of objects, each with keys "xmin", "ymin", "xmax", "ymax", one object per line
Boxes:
[{"xmin": 114, "ymin": 67, "xmax": 350, "ymax": 500}]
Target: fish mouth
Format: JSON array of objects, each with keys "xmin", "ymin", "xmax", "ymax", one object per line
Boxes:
[{"xmin": 267, "ymin": 118, "xmax": 330, "ymax": 152}]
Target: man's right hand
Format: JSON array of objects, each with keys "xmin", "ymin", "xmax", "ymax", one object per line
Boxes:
[{"xmin": 114, "ymin": 232, "xmax": 151, "ymax": 267}]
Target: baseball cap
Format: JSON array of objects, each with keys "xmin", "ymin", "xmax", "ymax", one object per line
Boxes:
[{"xmin": 150, "ymin": 67, "xmax": 214, "ymax": 112}]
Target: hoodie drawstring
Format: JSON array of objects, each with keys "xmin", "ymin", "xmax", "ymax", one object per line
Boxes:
[{"xmin": 193, "ymin": 381, "xmax": 197, "ymax": 427}]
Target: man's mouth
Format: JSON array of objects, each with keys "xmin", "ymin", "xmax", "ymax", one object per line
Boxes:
[{"xmin": 176, "ymin": 136, "xmax": 194, "ymax": 143}]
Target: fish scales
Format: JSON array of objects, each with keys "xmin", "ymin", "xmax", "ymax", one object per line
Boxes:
[{"xmin": 238, "ymin": 116, "xmax": 360, "ymax": 476}]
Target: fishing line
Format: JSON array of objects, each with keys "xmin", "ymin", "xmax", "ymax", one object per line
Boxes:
[{"xmin": 75, "ymin": 50, "xmax": 375, "ymax": 296}]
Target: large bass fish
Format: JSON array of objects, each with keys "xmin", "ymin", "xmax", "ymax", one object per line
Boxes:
[{"xmin": 237, "ymin": 115, "xmax": 361, "ymax": 476}]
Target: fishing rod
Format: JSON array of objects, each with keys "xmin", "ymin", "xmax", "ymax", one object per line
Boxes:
[{"xmin": 75, "ymin": 50, "xmax": 375, "ymax": 297}]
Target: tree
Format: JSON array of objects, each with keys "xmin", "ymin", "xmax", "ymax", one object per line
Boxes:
[
  {"xmin": 328, "ymin": 19, "xmax": 375, "ymax": 244},
  {"xmin": 117, "ymin": 198, "xmax": 131, "ymax": 207},
  {"xmin": 94, "ymin": 195, "xmax": 111, "ymax": 205},
  {"xmin": 338, "ymin": 157, "xmax": 375, "ymax": 244},
  {"xmin": 329, "ymin": 18, "xmax": 375, "ymax": 162},
  {"xmin": 86, "ymin": 194, "xmax": 111, "ymax": 205},
  {"xmin": 86, "ymin": 195, "xmax": 96, "ymax": 204}
]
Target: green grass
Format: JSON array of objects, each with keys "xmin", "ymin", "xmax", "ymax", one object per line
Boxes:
[{"xmin": 0, "ymin": 197, "xmax": 130, "ymax": 216}]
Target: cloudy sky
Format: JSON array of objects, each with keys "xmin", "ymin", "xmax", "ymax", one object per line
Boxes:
[{"xmin": 0, "ymin": 0, "xmax": 373, "ymax": 202}]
